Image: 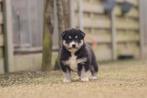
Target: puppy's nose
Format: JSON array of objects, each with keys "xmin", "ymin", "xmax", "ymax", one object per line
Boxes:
[{"xmin": 72, "ymin": 44, "xmax": 76, "ymax": 48}]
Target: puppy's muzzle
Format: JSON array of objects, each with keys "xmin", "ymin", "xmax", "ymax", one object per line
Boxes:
[{"xmin": 70, "ymin": 41, "xmax": 77, "ymax": 48}]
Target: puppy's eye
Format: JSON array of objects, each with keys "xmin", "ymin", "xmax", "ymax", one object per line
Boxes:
[
  {"xmin": 75, "ymin": 35, "xmax": 78, "ymax": 39},
  {"xmin": 68, "ymin": 36, "xmax": 72, "ymax": 39}
]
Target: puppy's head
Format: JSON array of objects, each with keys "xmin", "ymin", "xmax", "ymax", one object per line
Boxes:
[{"xmin": 62, "ymin": 29, "xmax": 85, "ymax": 53}]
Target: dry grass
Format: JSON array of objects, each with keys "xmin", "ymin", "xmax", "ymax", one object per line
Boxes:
[{"xmin": 0, "ymin": 60, "xmax": 147, "ymax": 98}]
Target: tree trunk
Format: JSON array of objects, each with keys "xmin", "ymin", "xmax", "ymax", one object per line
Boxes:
[
  {"xmin": 42, "ymin": 0, "xmax": 54, "ymax": 71},
  {"xmin": 54, "ymin": 0, "xmax": 70, "ymax": 70}
]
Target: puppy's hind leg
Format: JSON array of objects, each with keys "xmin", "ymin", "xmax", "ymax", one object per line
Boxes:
[
  {"xmin": 78, "ymin": 64, "xmax": 90, "ymax": 82},
  {"xmin": 91, "ymin": 71, "xmax": 98, "ymax": 80},
  {"xmin": 90, "ymin": 59, "xmax": 98, "ymax": 80}
]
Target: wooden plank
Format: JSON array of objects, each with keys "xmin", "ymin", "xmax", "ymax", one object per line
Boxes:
[
  {"xmin": 117, "ymin": 31, "xmax": 140, "ymax": 42},
  {"xmin": 139, "ymin": 0, "xmax": 146, "ymax": 58},
  {"xmin": 0, "ymin": 48, "xmax": 3, "ymax": 58},
  {"xmin": 127, "ymin": 8, "xmax": 139, "ymax": 18},
  {"xmin": 0, "ymin": 34, "xmax": 3, "ymax": 47},
  {"xmin": 117, "ymin": 43, "xmax": 140, "ymax": 58},
  {"xmin": 79, "ymin": 0, "xmax": 84, "ymax": 30},
  {"xmin": 27, "ymin": 0, "xmax": 44, "ymax": 47},
  {"xmin": 13, "ymin": 52, "xmax": 59, "ymax": 72},
  {"xmin": 0, "ymin": 12, "xmax": 3, "ymax": 24},
  {"xmin": 73, "ymin": 0, "xmax": 78, "ymax": 11},
  {"xmin": 0, "ymin": 25, "xmax": 2, "ymax": 34},
  {"xmin": 114, "ymin": 6, "xmax": 139, "ymax": 18},
  {"xmin": 4, "ymin": 0, "xmax": 14, "ymax": 72},
  {"xmin": 0, "ymin": 58, "xmax": 4, "ymax": 74},
  {"xmin": 111, "ymin": 11, "xmax": 117, "ymax": 60},
  {"xmin": 85, "ymin": 0, "xmax": 100, "ymax": 3},
  {"xmin": 75, "ymin": 14, "xmax": 139, "ymax": 30},
  {"xmin": 116, "ymin": 0, "xmax": 139, "ymax": 7},
  {"xmin": 76, "ymin": 1, "xmax": 104, "ymax": 14},
  {"xmin": 115, "ymin": 17, "xmax": 139, "ymax": 29},
  {"xmin": 69, "ymin": 0, "xmax": 75, "ymax": 28},
  {"xmin": 74, "ymin": 15, "xmax": 110, "ymax": 29},
  {"xmin": 13, "ymin": 53, "xmax": 42, "ymax": 72},
  {"xmin": 84, "ymin": 27, "xmax": 92, "ymax": 33},
  {"xmin": 85, "ymin": 31, "xmax": 111, "ymax": 43},
  {"xmin": 0, "ymin": 1, "xmax": 4, "ymax": 74},
  {"xmin": 93, "ymin": 44, "xmax": 112, "ymax": 61}
]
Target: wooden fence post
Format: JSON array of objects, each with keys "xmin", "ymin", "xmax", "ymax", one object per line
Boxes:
[
  {"xmin": 69, "ymin": 0, "xmax": 74, "ymax": 28},
  {"xmin": 111, "ymin": 10, "xmax": 117, "ymax": 60},
  {"xmin": 139, "ymin": 0, "xmax": 145, "ymax": 59},
  {"xmin": 79, "ymin": 0, "xmax": 84, "ymax": 30},
  {"xmin": 3, "ymin": 0, "xmax": 14, "ymax": 73}
]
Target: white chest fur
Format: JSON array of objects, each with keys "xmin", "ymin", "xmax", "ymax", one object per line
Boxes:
[
  {"xmin": 63, "ymin": 54, "xmax": 77, "ymax": 69},
  {"xmin": 70, "ymin": 54, "xmax": 77, "ymax": 66},
  {"xmin": 63, "ymin": 54, "xmax": 87, "ymax": 70}
]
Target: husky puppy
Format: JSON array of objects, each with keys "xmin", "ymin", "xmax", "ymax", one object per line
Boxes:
[{"xmin": 60, "ymin": 29, "xmax": 98, "ymax": 82}]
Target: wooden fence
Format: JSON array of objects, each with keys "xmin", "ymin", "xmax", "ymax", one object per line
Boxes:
[
  {"xmin": 10, "ymin": 0, "xmax": 140, "ymax": 62},
  {"xmin": 12, "ymin": 0, "xmax": 43, "ymax": 49},
  {"xmin": 0, "ymin": 0, "xmax": 142, "ymax": 73},
  {"xmin": 71, "ymin": 0, "xmax": 140, "ymax": 61}
]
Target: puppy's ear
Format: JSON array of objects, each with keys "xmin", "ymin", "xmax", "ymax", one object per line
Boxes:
[
  {"xmin": 61, "ymin": 31, "xmax": 66, "ymax": 38},
  {"xmin": 80, "ymin": 30, "xmax": 85, "ymax": 38}
]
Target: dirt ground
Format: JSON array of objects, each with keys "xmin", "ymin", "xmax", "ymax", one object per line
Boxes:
[{"xmin": 0, "ymin": 60, "xmax": 147, "ymax": 98}]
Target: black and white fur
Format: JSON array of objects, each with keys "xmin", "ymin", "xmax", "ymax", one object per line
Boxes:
[{"xmin": 59, "ymin": 29, "xmax": 98, "ymax": 82}]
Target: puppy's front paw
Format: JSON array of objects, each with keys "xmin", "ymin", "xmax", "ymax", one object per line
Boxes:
[
  {"xmin": 80, "ymin": 77, "xmax": 89, "ymax": 82},
  {"xmin": 63, "ymin": 72, "xmax": 71, "ymax": 83},
  {"xmin": 90, "ymin": 76, "xmax": 97, "ymax": 80},
  {"xmin": 63, "ymin": 78, "xmax": 71, "ymax": 83}
]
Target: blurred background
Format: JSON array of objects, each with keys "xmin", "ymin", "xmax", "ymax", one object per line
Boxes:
[{"xmin": 0, "ymin": 0, "xmax": 147, "ymax": 73}]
